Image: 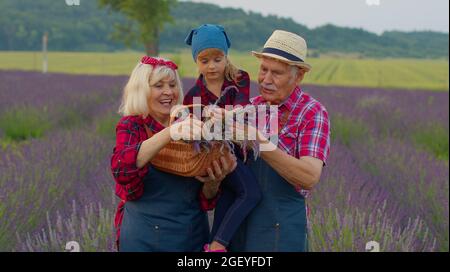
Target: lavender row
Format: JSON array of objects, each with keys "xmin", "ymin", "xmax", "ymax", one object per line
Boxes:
[{"xmin": 0, "ymin": 128, "xmax": 116, "ymax": 250}]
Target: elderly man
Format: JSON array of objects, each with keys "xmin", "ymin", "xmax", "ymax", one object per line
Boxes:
[{"xmin": 226, "ymin": 30, "xmax": 331, "ymax": 252}]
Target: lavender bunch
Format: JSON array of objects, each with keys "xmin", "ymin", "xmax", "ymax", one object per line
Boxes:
[{"xmin": 189, "ymin": 85, "xmax": 259, "ymax": 162}]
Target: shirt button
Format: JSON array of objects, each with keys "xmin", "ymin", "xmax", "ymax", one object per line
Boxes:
[
  {"xmin": 275, "ymin": 223, "xmax": 280, "ymax": 228},
  {"xmin": 154, "ymin": 225, "xmax": 159, "ymax": 230}
]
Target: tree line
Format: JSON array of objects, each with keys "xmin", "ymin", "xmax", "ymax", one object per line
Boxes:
[{"xmin": 0, "ymin": 0, "xmax": 448, "ymax": 58}]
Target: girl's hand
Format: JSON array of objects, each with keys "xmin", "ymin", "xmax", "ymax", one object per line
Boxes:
[{"xmin": 204, "ymin": 106, "xmax": 226, "ymax": 124}]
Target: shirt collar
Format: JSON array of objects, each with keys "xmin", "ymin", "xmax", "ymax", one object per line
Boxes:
[
  {"xmin": 197, "ymin": 74, "xmax": 234, "ymax": 99},
  {"xmin": 280, "ymin": 86, "xmax": 303, "ymax": 111}
]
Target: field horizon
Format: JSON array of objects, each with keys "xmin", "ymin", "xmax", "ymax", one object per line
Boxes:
[{"xmin": 1, "ymin": 51, "xmax": 448, "ymax": 92}]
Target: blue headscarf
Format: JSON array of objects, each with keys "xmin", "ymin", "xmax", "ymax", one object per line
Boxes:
[{"xmin": 185, "ymin": 24, "xmax": 231, "ymax": 61}]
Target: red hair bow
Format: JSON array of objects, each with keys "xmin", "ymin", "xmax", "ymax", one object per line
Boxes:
[{"xmin": 140, "ymin": 56, "xmax": 178, "ymax": 70}]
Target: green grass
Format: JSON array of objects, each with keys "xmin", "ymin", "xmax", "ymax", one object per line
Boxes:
[
  {"xmin": 331, "ymin": 115, "xmax": 371, "ymax": 147},
  {"xmin": 0, "ymin": 107, "xmax": 52, "ymax": 141},
  {"xmin": 0, "ymin": 51, "xmax": 448, "ymax": 91},
  {"xmin": 306, "ymin": 58, "xmax": 450, "ymax": 91},
  {"xmin": 94, "ymin": 112, "xmax": 121, "ymax": 139},
  {"xmin": 412, "ymin": 124, "xmax": 449, "ymax": 161}
]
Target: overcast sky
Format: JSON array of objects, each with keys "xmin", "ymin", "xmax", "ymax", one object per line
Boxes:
[{"xmin": 184, "ymin": 0, "xmax": 449, "ymax": 34}]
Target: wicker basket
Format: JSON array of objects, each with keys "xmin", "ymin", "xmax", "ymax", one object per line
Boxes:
[{"xmin": 145, "ymin": 104, "xmax": 234, "ymax": 177}]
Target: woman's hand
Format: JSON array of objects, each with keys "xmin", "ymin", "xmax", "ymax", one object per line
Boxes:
[{"xmin": 169, "ymin": 115, "xmax": 203, "ymax": 141}]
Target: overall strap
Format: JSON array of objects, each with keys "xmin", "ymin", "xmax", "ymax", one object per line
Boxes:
[{"xmin": 143, "ymin": 124, "xmax": 156, "ymax": 169}]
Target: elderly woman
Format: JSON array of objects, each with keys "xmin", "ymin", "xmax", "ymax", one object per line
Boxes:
[{"xmin": 111, "ymin": 56, "xmax": 237, "ymax": 252}]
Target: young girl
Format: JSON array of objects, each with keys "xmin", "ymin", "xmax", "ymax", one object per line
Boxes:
[{"xmin": 184, "ymin": 24, "xmax": 261, "ymax": 252}]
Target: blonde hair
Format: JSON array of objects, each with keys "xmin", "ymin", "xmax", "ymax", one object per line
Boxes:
[
  {"xmin": 118, "ymin": 58, "xmax": 184, "ymax": 117},
  {"xmin": 197, "ymin": 48, "xmax": 240, "ymax": 83}
]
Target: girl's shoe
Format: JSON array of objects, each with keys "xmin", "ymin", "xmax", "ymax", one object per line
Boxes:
[{"xmin": 203, "ymin": 244, "xmax": 227, "ymax": 252}]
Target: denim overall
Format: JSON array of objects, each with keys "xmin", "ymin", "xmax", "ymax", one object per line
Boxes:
[
  {"xmin": 119, "ymin": 165, "xmax": 209, "ymax": 252},
  {"xmin": 228, "ymin": 158, "xmax": 308, "ymax": 252}
]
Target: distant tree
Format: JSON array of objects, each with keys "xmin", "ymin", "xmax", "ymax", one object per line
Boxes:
[
  {"xmin": 98, "ymin": 0, "xmax": 177, "ymax": 55},
  {"xmin": 0, "ymin": 0, "xmax": 447, "ymax": 58}
]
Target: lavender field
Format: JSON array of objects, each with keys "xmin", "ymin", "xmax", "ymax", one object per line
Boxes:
[{"xmin": 0, "ymin": 70, "xmax": 448, "ymax": 252}]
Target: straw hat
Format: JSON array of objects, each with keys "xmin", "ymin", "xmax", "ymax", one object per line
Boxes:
[{"xmin": 252, "ymin": 30, "xmax": 312, "ymax": 71}]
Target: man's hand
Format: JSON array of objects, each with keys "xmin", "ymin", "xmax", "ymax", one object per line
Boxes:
[
  {"xmin": 196, "ymin": 154, "xmax": 237, "ymax": 199},
  {"xmin": 195, "ymin": 155, "xmax": 237, "ymax": 184}
]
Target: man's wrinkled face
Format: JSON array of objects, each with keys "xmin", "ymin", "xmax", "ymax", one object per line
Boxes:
[{"xmin": 257, "ymin": 57, "xmax": 304, "ymax": 104}]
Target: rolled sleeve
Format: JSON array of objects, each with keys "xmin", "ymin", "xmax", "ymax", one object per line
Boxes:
[
  {"xmin": 298, "ymin": 108, "xmax": 331, "ymax": 165},
  {"xmin": 111, "ymin": 142, "xmax": 148, "ymax": 184},
  {"xmin": 111, "ymin": 117, "xmax": 148, "ymax": 200}
]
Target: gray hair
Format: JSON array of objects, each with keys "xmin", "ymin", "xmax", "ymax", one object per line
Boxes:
[{"xmin": 289, "ymin": 65, "xmax": 301, "ymax": 85}]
